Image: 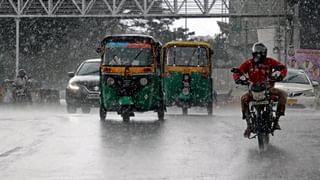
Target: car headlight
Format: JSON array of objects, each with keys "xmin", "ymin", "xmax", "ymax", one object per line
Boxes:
[
  {"xmin": 140, "ymin": 78, "xmax": 148, "ymax": 86},
  {"xmin": 93, "ymin": 86, "xmax": 100, "ymax": 91},
  {"xmin": 106, "ymin": 77, "xmax": 115, "ymax": 86},
  {"xmin": 182, "ymin": 87, "xmax": 190, "ymax": 95},
  {"xmin": 303, "ymin": 89, "xmax": 315, "ymax": 97},
  {"xmin": 68, "ymin": 81, "xmax": 79, "ymax": 90}
]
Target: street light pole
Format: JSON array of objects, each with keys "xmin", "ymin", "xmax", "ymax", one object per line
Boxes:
[{"xmin": 15, "ymin": 17, "xmax": 20, "ymax": 77}]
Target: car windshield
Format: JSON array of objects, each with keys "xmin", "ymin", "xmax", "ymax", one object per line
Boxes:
[
  {"xmin": 77, "ymin": 61, "xmax": 100, "ymax": 76},
  {"xmin": 282, "ymin": 70, "xmax": 310, "ymax": 84},
  {"xmin": 166, "ymin": 46, "xmax": 208, "ymax": 66},
  {"xmin": 104, "ymin": 42, "xmax": 152, "ymax": 66}
]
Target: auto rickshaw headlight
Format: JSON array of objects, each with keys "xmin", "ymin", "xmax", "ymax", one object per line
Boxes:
[
  {"xmin": 182, "ymin": 87, "xmax": 190, "ymax": 95},
  {"xmin": 183, "ymin": 81, "xmax": 190, "ymax": 87},
  {"xmin": 183, "ymin": 74, "xmax": 190, "ymax": 81},
  {"xmin": 106, "ymin": 77, "xmax": 115, "ymax": 86},
  {"xmin": 140, "ymin": 78, "xmax": 148, "ymax": 86},
  {"xmin": 68, "ymin": 81, "xmax": 80, "ymax": 90}
]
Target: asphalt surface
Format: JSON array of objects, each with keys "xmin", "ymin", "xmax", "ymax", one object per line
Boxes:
[{"xmin": 0, "ymin": 104, "xmax": 319, "ymax": 180}]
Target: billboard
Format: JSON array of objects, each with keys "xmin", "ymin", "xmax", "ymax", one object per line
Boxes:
[{"xmin": 287, "ymin": 49, "xmax": 320, "ymax": 81}]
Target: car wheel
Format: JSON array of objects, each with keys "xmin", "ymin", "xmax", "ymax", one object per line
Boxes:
[
  {"xmin": 67, "ymin": 104, "xmax": 77, "ymax": 114},
  {"xmin": 182, "ymin": 107, "xmax": 188, "ymax": 115},
  {"xmin": 207, "ymin": 102, "xmax": 213, "ymax": 116},
  {"xmin": 81, "ymin": 106, "xmax": 91, "ymax": 114}
]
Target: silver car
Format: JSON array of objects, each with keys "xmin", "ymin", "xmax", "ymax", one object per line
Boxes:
[
  {"xmin": 65, "ymin": 59, "xmax": 100, "ymax": 113},
  {"xmin": 275, "ymin": 69, "xmax": 319, "ymax": 109}
]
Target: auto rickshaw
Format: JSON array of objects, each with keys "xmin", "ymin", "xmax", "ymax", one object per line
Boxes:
[
  {"xmin": 97, "ymin": 34, "xmax": 165, "ymax": 121},
  {"xmin": 162, "ymin": 41, "xmax": 214, "ymax": 115}
]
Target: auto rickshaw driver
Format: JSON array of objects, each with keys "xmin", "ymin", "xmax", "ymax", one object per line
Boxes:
[{"xmin": 109, "ymin": 55, "xmax": 121, "ymax": 65}]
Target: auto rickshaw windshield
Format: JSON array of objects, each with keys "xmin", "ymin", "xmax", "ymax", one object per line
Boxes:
[
  {"xmin": 167, "ymin": 46, "xmax": 208, "ymax": 66},
  {"xmin": 104, "ymin": 42, "xmax": 152, "ymax": 66}
]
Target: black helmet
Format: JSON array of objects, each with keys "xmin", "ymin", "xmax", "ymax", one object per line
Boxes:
[
  {"xmin": 18, "ymin": 69, "xmax": 26, "ymax": 77},
  {"xmin": 252, "ymin": 42, "xmax": 267, "ymax": 64}
]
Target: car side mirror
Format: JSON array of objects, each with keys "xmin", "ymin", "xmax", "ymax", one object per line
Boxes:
[
  {"xmin": 68, "ymin": 72, "xmax": 75, "ymax": 78},
  {"xmin": 312, "ymin": 81, "xmax": 319, "ymax": 87},
  {"xmin": 96, "ymin": 46, "xmax": 105, "ymax": 54}
]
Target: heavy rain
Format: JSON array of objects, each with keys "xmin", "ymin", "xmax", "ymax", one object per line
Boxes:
[{"xmin": 0, "ymin": 0, "xmax": 320, "ymax": 180}]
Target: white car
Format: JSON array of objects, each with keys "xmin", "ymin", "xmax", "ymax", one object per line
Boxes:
[{"xmin": 275, "ymin": 69, "xmax": 319, "ymax": 109}]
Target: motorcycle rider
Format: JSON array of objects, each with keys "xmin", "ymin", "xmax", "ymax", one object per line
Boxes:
[
  {"xmin": 13, "ymin": 69, "xmax": 32, "ymax": 103},
  {"xmin": 232, "ymin": 42, "xmax": 288, "ymax": 138}
]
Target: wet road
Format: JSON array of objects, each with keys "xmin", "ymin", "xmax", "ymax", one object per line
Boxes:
[{"xmin": 0, "ymin": 105, "xmax": 319, "ymax": 180}]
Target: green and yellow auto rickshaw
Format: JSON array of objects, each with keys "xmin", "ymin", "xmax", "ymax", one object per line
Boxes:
[
  {"xmin": 97, "ymin": 34, "xmax": 165, "ymax": 122},
  {"xmin": 162, "ymin": 41, "xmax": 214, "ymax": 115}
]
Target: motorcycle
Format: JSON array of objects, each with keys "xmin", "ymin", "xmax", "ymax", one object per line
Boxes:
[
  {"xmin": 12, "ymin": 78, "xmax": 33, "ymax": 105},
  {"xmin": 231, "ymin": 67, "xmax": 283, "ymax": 150}
]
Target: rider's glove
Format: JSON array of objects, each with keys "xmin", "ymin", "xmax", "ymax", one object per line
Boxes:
[
  {"xmin": 275, "ymin": 75, "xmax": 283, "ymax": 81},
  {"xmin": 235, "ymin": 78, "xmax": 249, "ymax": 85},
  {"xmin": 235, "ymin": 78, "xmax": 241, "ymax": 84}
]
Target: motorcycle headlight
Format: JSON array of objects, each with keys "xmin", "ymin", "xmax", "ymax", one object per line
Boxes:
[
  {"xmin": 252, "ymin": 91, "xmax": 266, "ymax": 101},
  {"xmin": 182, "ymin": 87, "xmax": 190, "ymax": 95},
  {"xmin": 68, "ymin": 81, "xmax": 79, "ymax": 90},
  {"xmin": 106, "ymin": 77, "xmax": 115, "ymax": 86},
  {"xmin": 140, "ymin": 78, "xmax": 148, "ymax": 86}
]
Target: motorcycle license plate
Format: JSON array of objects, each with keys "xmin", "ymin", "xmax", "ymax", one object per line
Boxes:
[
  {"xmin": 287, "ymin": 98, "xmax": 297, "ymax": 105},
  {"xmin": 251, "ymin": 100, "xmax": 269, "ymax": 105},
  {"xmin": 87, "ymin": 94, "xmax": 99, "ymax": 99}
]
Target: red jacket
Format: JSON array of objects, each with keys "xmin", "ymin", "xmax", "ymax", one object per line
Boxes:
[{"xmin": 233, "ymin": 57, "xmax": 287, "ymax": 87}]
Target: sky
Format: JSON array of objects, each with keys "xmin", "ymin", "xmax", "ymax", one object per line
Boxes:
[{"xmin": 171, "ymin": 18, "xmax": 222, "ymax": 37}]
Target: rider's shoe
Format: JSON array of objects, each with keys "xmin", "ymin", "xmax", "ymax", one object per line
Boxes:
[
  {"xmin": 243, "ymin": 126, "xmax": 251, "ymax": 138},
  {"xmin": 272, "ymin": 122, "xmax": 281, "ymax": 130},
  {"xmin": 272, "ymin": 116, "xmax": 282, "ymax": 131},
  {"xmin": 242, "ymin": 111, "xmax": 250, "ymax": 120}
]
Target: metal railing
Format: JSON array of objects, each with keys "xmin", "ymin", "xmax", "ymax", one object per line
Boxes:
[{"xmin": 0, "ymin": 0, "xmax": 285, "ymax": 18}]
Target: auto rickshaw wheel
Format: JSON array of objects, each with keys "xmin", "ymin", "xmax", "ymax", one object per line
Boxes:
[
  {"xmin": 157, "ymin": 100, "xmax": 165, "ymax": 121},
  {"xmin": 67, "ymin": 104, "xmax": 77, "ymax": 114},
  {"xmin": 122, "ymin": 113, "xmax": 130, "ymax": 122},
  {"xmin": 158, "ymin": 111, "xmax": 164, "ymax": 121},
  {"xmin": 99, "ymin": 105, "xmax": 107, "ymax": 121},
  {"xmin": 81, "ymin": 106, "xmax": 91, "ymax": 114},
  {"xmin": 207, "ymin": 102, "xmax": 213, "ymax": 116},
  {"xmin": 182, "ymin": 107, "xmax": 188, "ymax": 115}
]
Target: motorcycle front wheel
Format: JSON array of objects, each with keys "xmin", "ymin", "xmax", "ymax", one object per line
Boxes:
[{"xmin": 258, "ymin": 132, "xmax": 269, "ymax": 151}]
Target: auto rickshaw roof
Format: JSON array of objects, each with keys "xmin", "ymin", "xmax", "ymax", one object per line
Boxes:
[
  {"xmin": 101, "ymin": 34, "xmax": 162, "ymax": 46},
  {"xmin": 163, "ymin": 41, "xmax": 212, "ymax": 49}
]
